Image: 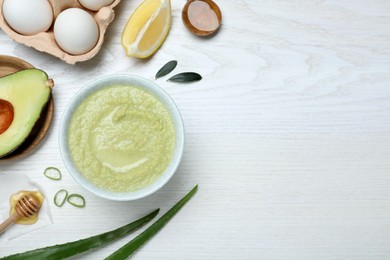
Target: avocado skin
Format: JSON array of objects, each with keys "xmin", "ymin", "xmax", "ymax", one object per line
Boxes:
[{"xmin": 0, "ymin": 69, "xmax": 52, "ymax": 158}]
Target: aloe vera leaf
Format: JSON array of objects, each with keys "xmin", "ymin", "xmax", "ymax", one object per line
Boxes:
[
  {"xmin": 1, "ymin": 209, "xmax": 159, "ymax": 260},
  {"xmin": 105, "ymin": 185, "xmax": 198, "ymax": 259}
]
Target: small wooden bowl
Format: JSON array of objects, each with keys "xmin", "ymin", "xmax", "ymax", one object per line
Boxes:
[
  {"xmin": 182, "ymin": 0, "xmax": 222, "ymax": 37},
  {"xmin": 0, "ymin": 55, "xmax": 54, "ymax": 161}
]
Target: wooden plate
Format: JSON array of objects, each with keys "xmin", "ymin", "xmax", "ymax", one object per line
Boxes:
[{"xmin": 0, "ymin": 55, "xmax": 54, "ymax": 161}]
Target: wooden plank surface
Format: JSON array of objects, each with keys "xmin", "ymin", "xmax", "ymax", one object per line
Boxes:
[{"xmin": 1, "ymin": 0, "xmax": 390, "ymax": 259}]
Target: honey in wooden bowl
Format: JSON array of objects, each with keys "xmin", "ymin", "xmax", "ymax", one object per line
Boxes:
[{"xmin": 182, "ymin": 0, "xmax": 222, "ymax": 37}]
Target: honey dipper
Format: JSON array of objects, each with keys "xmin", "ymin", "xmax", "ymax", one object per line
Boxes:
[{"xmin": 0, "ymin": 193, "xmax": 41, "ymax": 234}]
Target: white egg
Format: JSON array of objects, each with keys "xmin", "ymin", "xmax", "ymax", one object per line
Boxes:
[
  {"xmin": 54, "ymin": 8, "xmax": 99, "ymax": 55},
  {"xmin": 2, "ymin": 0, "xmax": 53, "ymax": 35},
  {"xmin": 78, "ymin": 0, "xmax": 115, "ymax": 11}
]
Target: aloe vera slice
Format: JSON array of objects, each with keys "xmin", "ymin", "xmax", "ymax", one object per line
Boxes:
[
  {"xmin": 54, "ymin": 189, "xmax": 68, "ymax": 207},
  {"xmin": 0, "ymin": 209, "xmax": 159, "ymax": 260},
  {"xmin": 43, "ymin": 167, "xmax": 61, "ymax": 180},
  {"xmin": 105, "ymin": 185, "xmax": 198, "ymax": 259},
  {"xmin": 67, "ymin": 194, "xmax": 85, "ymax": 208}
]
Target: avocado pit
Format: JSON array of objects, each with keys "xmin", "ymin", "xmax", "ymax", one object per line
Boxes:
[{"xmin": 0, "ymin": 99, "xmax": 14, "ymax": 135}]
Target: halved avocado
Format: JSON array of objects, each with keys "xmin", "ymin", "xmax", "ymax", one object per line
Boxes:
[{"xmin": 0, "ymin": 69, "xmax": 53, "ymax": 158}]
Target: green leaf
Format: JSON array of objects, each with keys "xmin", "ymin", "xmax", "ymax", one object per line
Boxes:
[
  {"xmin": 105, "ymin": 185, "xmax": 198, "ymax": 259},
  {"xmin": 167, "ymin": 72, "xmax": 202, "ymax": 83},
  {"xmin": 0, "ymin": 209, "xmax": 159, "ymax": 260},
  {"xmin": 155, "ymin": 60, "xmax": 177, "ymax": 79}
]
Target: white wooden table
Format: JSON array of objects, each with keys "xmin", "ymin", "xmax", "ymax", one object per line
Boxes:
[{"xmin": 1, "ymin": 0, "xmax": 390, "ymax": 259}]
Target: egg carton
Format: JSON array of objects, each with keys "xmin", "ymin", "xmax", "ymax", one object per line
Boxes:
[{"xmin": 0, "ymin": 0, "xmax": 121, "ymax": 64}]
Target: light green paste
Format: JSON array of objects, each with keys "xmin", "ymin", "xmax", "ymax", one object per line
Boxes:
[{"xmin": 68, "ymin": 85, "xmax": 175, "ymax": 192}]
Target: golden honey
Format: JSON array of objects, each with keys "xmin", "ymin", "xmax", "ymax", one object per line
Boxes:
[{"xmin": 9, "ymin": 190, "xmax": 44, "ymax": 225}]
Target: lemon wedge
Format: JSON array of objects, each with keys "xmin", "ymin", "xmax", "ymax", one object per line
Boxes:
[{"xmin": 121, "ymin": 0, "xmax": 171, "ymax": 58}]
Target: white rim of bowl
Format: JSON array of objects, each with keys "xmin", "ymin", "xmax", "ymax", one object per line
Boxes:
[{"xmin": 59, "ymin": 74, "xmax": 185, "ymax": 201}]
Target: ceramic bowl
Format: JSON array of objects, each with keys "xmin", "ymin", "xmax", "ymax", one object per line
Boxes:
[{"xmin": 59, "ymin": 75, "xmax": 184, "ymax": 201}]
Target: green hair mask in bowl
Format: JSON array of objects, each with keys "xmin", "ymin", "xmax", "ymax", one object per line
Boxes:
[{"xmin": 59, "ymin": 75, "xmax": 184, "ymax": 201}]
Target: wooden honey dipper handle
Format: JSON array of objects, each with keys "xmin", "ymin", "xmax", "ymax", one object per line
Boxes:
[
  {"xmin": 0, "ymin": 213, "xmax": 19, "ymax": 234},
  {"xmin": 0, "ymin": 194, "xmax": 41, "ymax": 234}
]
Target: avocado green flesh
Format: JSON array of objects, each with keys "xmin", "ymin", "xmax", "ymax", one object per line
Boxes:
[
  {"xmin": 0, "ymin": 69, "xmax": 51, "ymax": 158},
  {"xmin": 68, "ymin": 85, "xmax": 175, "ymax": 192}
]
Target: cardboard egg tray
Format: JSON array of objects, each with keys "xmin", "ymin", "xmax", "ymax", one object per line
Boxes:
[{"xmin": 0, "ymin": 0, "xmax": 121, "ymax": 64}]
